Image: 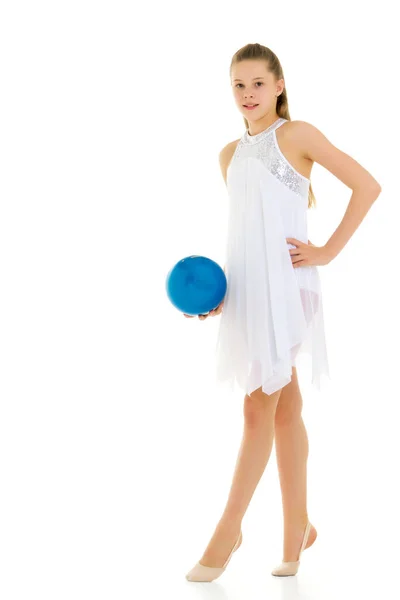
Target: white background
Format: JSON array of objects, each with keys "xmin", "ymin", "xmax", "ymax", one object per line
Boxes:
[{"xmin": 1, "ymin": 1, "xmax": 399, "ymax": 598}]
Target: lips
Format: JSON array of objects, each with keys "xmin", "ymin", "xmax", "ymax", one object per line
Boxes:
[{"xmin": 243, "ymin": 104, "xmax": 258, "ymax": 107}]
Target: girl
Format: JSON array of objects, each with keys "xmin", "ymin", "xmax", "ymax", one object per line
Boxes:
[{"xmin": 184, "ymin": 43, "xmax": 381, "ymax": 582}]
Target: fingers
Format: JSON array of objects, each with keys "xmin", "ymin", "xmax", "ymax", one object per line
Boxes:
[
  {"xmin": 209, "ymin": 301, "xmax": 224, "ymax": 317},
  {"xmin": 199, "ymin": 304, "xmax": 224, "ymax": 319},
  {"xmin": 184, "ymin": 312, "xmax": 209, "ymax": 320},
  {"xmin": 184, "ymin": 301, "xmax": 225, "ymax": 320}
]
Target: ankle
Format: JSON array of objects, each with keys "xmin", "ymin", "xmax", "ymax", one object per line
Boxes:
[{"xmin": 219, "ymin": 514, "xmax": 243, "ymax": 531}]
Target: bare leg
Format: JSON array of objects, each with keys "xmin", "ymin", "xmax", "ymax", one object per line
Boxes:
[
  {"xmin": 274, "ymin": 367, "xmax": 318, "ymax": 561},
  {"xmin": 199, "ymin": 385, "xmax": 282, "ymax": 567}
]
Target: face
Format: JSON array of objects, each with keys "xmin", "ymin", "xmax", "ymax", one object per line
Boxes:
[{"xmin": 230, "ymin": 60, "xmax": 284, "ymax": 123}]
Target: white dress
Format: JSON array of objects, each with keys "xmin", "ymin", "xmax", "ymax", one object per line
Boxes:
[{"xmin": 215, "ymin": 117, "xmax": 330, "ymax": 396}]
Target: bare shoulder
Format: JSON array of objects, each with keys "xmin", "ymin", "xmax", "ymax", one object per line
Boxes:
[
  {"xmin": 219, "ymin": 138, "xmax": 241, "ymax": 185},
  {"xmin": 276, "ymin": 120, "xmax": 314, "ymax": 180},
  {"xmin": 278, "ymin": 119, "xmax": 311, "ymax": 150},
  {"xmin": 282, "ymin": 120, "xmax": 381, "ymax": 190}
]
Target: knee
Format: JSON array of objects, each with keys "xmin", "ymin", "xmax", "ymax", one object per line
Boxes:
[
  {"xmin": 243, "ymin": 388, "xmax": 281, "ymax": 426},
  {"xmin": 274, "ymin": 367, "xmax": 303, "ymax": 426},
  {"xmin": 274, "ymin": 396, "xmax": 303, "ymax": 426}
]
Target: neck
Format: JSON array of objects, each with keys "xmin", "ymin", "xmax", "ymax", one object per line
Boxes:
[{"xmin": 247, "ymin": 114, "xmax": 280, "ymax": 136}]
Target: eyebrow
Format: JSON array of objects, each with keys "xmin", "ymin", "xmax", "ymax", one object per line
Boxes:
[{"xmin": 233, "ymin": 77, "xmax": 265, "ymax": 82}]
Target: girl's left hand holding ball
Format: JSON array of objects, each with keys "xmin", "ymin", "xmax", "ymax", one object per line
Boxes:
[{"xmin": 183, "ymin": 300, "xmax": 224, "ymax": 320}]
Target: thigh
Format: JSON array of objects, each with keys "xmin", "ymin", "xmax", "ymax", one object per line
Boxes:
[
  {"xmin": 248, "ymin": 385, "xmax": 282, "ymax": 403},
  {"xmin": 243, "ymin": 386, "xmax": 282, "ymax": 422},
  {"xmin": 274, "ymin": 366, "xmax": 303, "ymax": 424}
]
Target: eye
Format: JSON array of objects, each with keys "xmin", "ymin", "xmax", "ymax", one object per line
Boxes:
[{"xmin": 235, "ymin": 82, "xmax": 264, "ymax": 88}]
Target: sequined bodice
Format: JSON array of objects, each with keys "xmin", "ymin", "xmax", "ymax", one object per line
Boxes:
[{"xmin": 228, "ymin": 117, "xmax": 310, "ymax": 198}]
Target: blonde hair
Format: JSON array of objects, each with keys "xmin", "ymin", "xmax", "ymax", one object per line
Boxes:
[{"xmin": 230, "ymin": 43, "xmax": 316, "ymax": 209}]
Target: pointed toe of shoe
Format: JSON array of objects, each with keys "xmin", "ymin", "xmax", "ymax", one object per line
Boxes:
[
  {"xmin": 271, "ymin": 560, "xmax": 300, "ymax": 577},
  {"xmin": 185, "ymin": 529, "xmax": 242, "ymax": 582},
  {"xmin": 185, "ymin": 562, "xmax": 224, "ymax": 582}
]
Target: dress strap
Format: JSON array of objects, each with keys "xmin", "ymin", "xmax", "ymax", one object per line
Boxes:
[
  {"xmin": 242, "ymin": 117, "xmax": 288, "ymax": 145},
  {"xmin": 274, "ymin": 117, "xmax": 288, "ymax": 130}
]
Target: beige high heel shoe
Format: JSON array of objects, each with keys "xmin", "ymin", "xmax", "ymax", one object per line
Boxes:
[
  {"xmin": 271, "ymin": 521, "xmax": 312, "ymax": 577},
  {"xmin": 185, "ymin": 529, "xmax": 242, "ymax": 582}
]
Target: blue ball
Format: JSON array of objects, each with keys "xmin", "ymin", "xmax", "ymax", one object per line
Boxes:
[{"xmin": 166, "ymin": 255, "xmax": 227, "ymax": 316}]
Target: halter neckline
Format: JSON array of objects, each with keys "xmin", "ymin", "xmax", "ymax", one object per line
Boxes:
[{"xmin": 243, "ymin": 117, "xmax": 286, "ymax": 145}]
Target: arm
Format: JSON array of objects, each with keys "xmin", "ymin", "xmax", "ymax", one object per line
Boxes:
[
  {"xmin": 294, "ymin": 121, "xmax": 382, "ymax": 261},
  {"xmin": 324, "ymin": 184, "xmax": 381, "ymax": 261}
]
